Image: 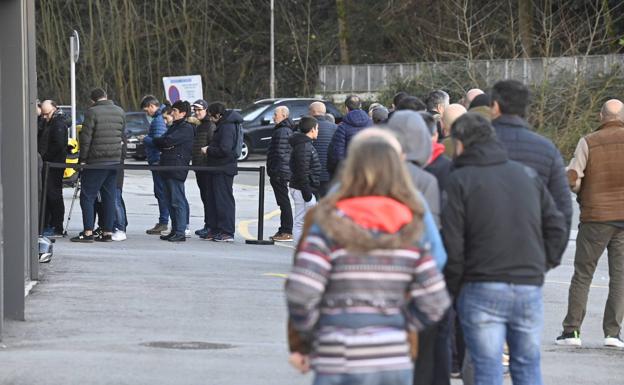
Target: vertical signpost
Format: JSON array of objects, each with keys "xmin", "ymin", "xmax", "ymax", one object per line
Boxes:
[
  {"xmin": 270, "ymin": 0, "xmax": 275, "ymax": 98},
  {"xmin": 69, "ymin": 30, "xmax": 79, "ymax": 139}
]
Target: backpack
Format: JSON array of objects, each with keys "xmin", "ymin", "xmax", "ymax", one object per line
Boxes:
[{"xmin": 232, "ymin": 121, "xmax": 244, "ymax": 158}]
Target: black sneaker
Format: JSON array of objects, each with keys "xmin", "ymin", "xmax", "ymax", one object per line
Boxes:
[
  {"xmin": 95, "ymin": 233, "xmax": 113, "ymax": 242},
  {"xmin": 70, "ymin": 232, "xmax": 94, "ymax": 243},
  {"xmin": 213, "ymin": 233, "xmax": 234, "ymax": 243},
  {"xmin": 93, "ymin": 227, "xmax": 104, "ymax": 237},
  {"xmin": 555, "ymin": 330, "xmax": 581, "ymax": 346},
  {"xmin": 160, "ymin": 232, "xmax": 175, "ymax": 241},
  {"xmin": 168, "ymin": 233, "xmax": 186, "ymax": 242},
  {"xmin": 200, "ymin": 231, "xmax": 217, "ymax": 241}
]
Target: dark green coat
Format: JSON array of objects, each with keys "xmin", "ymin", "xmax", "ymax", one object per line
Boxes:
[{"xmin": 79, "ymin": 100, "xmax": 125, "ymax": 164}]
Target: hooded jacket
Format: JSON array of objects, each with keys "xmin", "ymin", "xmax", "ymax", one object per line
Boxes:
[
  {"xmin": 311, "ymin": 115, "xmax": 337, "ymax": 183},
  {"xmin": 153, "ymin": 118, "xmax": 194, "ymax": 181},
  {"xmin": 266, "ymin": 118, "xmax": 294, "ymax": 180},
  {"xmin": 442, "ymin": 139, "xmax": 568, "ymax": 296},
  {"xmin": 79, "ymin": 99, "xmax": 125, "ymax": 164},
  {"xmin": 327, "ymin": 109, "xmax": 372, "ymax": 174},
  {"xmin": 142, "ymin": 104, "xmax": 168, "ymax": 164},
  {"xmin": 288, "ymin": 132, "xmax": 321, "ymax": 195},
  {"xmin": 205, "ymin": 109, "xmax": 243, "ymax": 176},
  {"xmin": 39, "ymin": 109, "xmax": 68, "ymax": 163},
  {"xmin": 192, "ymin": 117, "xmax": 215, "ymax": 167},
  {"xmin": 425, "ymin": 142, "xmax": 452, "ymax": 193},
  {"xmin": 387, "ymin": 111, "xmax": 441, "ymax": 226},
  {"xmin": 286, "ymin": 196, "xmax": 450, "ymax": 374},
  {"xmin": 492, "ymin": 114, "xmax": 572, "ymax": 232}
]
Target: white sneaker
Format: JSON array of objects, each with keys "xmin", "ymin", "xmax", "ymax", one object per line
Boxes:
[
  {"xmin": 111, "ymin": 230, "xmax": 127, "ymax": 242},
  {"xmin": 185, "ymin": 228, "xmax": 191, "ymax": 238},
  {"xmin": 604, "ymin": 336, "xmax": 624, "ymax": 348}
]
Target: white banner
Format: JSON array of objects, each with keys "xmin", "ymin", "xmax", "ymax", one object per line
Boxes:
[{"xmin": 162, "ymin": 75, "xmax": 203, "ymax": 103}]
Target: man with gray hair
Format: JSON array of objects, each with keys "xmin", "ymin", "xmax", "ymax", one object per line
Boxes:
[
  {"xmin": 557, "ymin": 99, "xmax": 624, "ymax": 348},
  {"xmin": 266, "ymin": 105, "xmax": 294, "ymax": 242},
  {"xmin": 443, "ymin": 113, "xmax": 567, "ymax": 385}
]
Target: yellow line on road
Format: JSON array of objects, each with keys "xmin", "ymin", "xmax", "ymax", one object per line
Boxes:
[
  {"xmin": 263, "ymin": 273, "xmax": 288, "ymax": 279},
  {"xmin": 237, "ymin": 209, "xmax": 281, "ymax": 240}
]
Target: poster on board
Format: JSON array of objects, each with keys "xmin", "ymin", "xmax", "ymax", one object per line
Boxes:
[{"xmin": 162, "ymin": 75, "xmax": 203, "ymax": 103}]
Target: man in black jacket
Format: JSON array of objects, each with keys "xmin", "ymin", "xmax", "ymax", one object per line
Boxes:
[
  {"xmin": 71, "ymin": 88, "xmax": 125, "ymax": 243},
  {"xmin": 201, "ymin": 102, "xmax": 242, "ymax": 242},
  {"xmin": 191, "ymin": 99, "xmax": 215, "ymax": 238},
  {"xmin": 266, "ymin": 106, "xmax": 294, "ymax": 242},
  {"xmin": 39, "ymin": 100, "xmax": 68, "ymax": 237},
  {"xmin": 491, "ymin": 80, "xmax": 572, "ymax": 233},
  {"xmin": 309, "ymin": 101, "xmax": 337, "ymax": 197},
  {"xmin": 289, "ymin": 116, "xmax": 321, "ymax": 243},
  {"xmin": 442, "ymin": 113, "xmax": 567, "ymax": 385}
]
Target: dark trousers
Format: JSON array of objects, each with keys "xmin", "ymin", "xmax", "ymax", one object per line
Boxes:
[
  {"xmin": 151, "ymin": 169, "xmax": 169, "ymax": 225},
  {"xmin": 270, "ymin": 177, "xmax": 293, "ymax": 234},
  {"xmin": 114, "ymin": 188, "xmax": 127, "ymax": 231},
  {"xmin": 205, "ymin": 173, "xmax": 235, "ymax": 236},
  {"xmin": 163, "ymin": 178, "xmax": 188, "ymax": 235},
  {"xmin": 196, "ymin": 170, "xmax": 211, "ymax": 229},
  {"xmin": 80, "ymin": 168, "xmax": 117, "ymax": 232},
  {"xmin": 413, "ymin": 311, "xmax": 452, "ymax": 385},
  {"xmin": 44, "ymin": 168, "xmax": 65, "ymax": 231},
  {"xmin": 318, "ymin": 180, "xmax": 331, "ymax": 198}
]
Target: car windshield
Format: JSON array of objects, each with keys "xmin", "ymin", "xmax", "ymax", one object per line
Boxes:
[
  {"xmin": 240, "ymin": 103, "xmax": 271, "ymax": 122},
  {"xmin": 125, "ymin": 113, "xmax": 148, "ymax": 135}
]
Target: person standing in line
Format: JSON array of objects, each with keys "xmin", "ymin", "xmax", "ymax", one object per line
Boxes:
[
  {"xmin": 425, "ymin": 90, "xmax": 450, "ymax": 141},
  {"xmin": 201, "ymin": 102, "xmax": 242, "ymax": 242},
  {"xmin": 266, "ymin": 106, "xmax": 294, "ymax": 242},
  {"xmin": 286, "ymin": 134, "xmax": 450, "ymax": 385},
  {"xmin": 556, "ymin": 99, "xmax": 624, "ymax": 348},
  {"xmin": 308, "ymin": 101, "xmax": 337, "ymax": 197},
  {"xmin": 39, "ymin": 100, "xmax": 68, "ymax": 237},
  {"xmin": 191, "ymin": 99, "xmax": 215, "ymax": 238},
  {"xmin": 112, "ymin": 134, "xmax": 128, "ymax": 241},
  {"xmin": 288, "ymin": 116, "xmax": 321, "ymax": 243},
  {"xmin": 71, "ymin": 88, "xmax": 124, "ymax": 243},
  {"xmin": 443, "ymin": 113, "xmax": 567, "ymax": 385},
  {"xmin": 440, "ymin": 104, "xmax": 467, "ymax": 158},
  {"xmin": 140, "ymin": 95, "xmax": 170, "ymax": 235},
  {"xmin": 154, "ymin": 100, "xmax": 194, "ymax": 243}
]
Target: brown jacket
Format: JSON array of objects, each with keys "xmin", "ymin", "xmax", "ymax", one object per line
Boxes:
[{"xmin": 568, "ymin": 120, "xmax": 624, "ymax": 222}]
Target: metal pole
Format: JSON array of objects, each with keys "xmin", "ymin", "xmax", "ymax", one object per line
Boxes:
[
  {"xmin": 70, "ymin": 30, "xmax": 79, "ymax": 139},
  {"xmin": 270, "ymin": 0, "xmax": 275, "ymax": 98},
  {"xmin": 38, "ymin": 162, "xmax": 50, "ymax": 235},
  {"xmin": 245, "ymin": 166, "xmax": 274, "ymax": 245}
]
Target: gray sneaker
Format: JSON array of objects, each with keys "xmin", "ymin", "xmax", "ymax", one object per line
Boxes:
[{"xmin": 146, "ymin": 223, "xmax": 168, "ymax": 235}]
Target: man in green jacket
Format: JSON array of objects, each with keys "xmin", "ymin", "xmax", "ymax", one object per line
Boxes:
[{"xmin": 71, "ymin": 88, "xmax": 125, "ymax": 243}]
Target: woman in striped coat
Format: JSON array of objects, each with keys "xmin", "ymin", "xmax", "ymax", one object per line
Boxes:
[{"xmin": 285, "ymin": 131, "xmax": 451, "ymax": 385}]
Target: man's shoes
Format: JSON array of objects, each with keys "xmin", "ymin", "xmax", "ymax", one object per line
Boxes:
[
  {"xmin": 195, "ymin": 227, "xmax": 209, "ymax": 237},
  {"xmin": 42, "ymin": 227, "xmax": 64, "ymax": 238},
  {"xmin": 604, "ymin": 336, "xmax": 624, "ymax": 348},
  {"xmin": 93, "ymin": 227, "xmax": 104, "ymax": 237},
  {"xmin": 270, "ymin": 232, "xmax": 293, "ymax": 242},
  {"xmin": 70, "ymin": 232, "xmax": 94, "ymax": 243},
  {"xmin": 555, "ymin": 330, "xmax": 581, "ymax": 346},
  {"xmin": 160, "ymin": 232, "xmax": 175, "ymax": 241},
  {"xmin": 146, "ymin": 223, "xmax": 168, "ymax": 235},
  {"xmin": 213, "ymin": 233, "xmax": 234, "ymax": 243},
  {"xmin": 200, "ymin": 231, "xmax": 217, "ymax": 241},
  {"xmin": 111, "ymin": 230, "xmax": 127, "ymax": 241},
  {"xmin": 168, "ymin": 233, "xmax": 186, "ymax": 242},
  {"xmin": 95, "ymin": 233, "xmax": 113, "ymax": 242}
]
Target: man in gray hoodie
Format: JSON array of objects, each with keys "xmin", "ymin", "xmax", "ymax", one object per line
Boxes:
[{"xmin": 386, "ymin": 110, "xmax": 441, "ymax": 226}]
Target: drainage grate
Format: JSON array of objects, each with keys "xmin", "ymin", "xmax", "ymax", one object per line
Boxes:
[{"xmin": 141, "ymin": 341, "xmax": 235, "ymax": 350}]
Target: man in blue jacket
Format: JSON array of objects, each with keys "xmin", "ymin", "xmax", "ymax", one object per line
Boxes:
[
  {"xmin": 141, "ymin": 95, "xmax": 170, "ymax": 235},
  {"xmin": 490, "ymin": 80, "xmax": 572, "ymax": 232}
]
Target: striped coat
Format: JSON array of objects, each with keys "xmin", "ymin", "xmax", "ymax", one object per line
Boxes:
[{"xmin": 285, "ymin": 200, "xmax": 450, "ymax": 375}]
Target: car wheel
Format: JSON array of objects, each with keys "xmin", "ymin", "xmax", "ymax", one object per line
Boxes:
[{"xmin": 238, "ymin": 139, "xmax": 251, "ymax": 161}]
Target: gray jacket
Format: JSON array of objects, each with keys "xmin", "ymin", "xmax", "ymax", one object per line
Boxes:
[{"xmin": 79, "ymin": 100, "xmax": 125, "ymax": 164}]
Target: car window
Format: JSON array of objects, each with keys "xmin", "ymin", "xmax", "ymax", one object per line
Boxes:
[
  {"xmin": 325, "ymin": 103, "xmax": 343, "ymax": 120},
  {"xmin": 125, "ymin": 113, "xmax": 149, "ymax": 135},
  {"xmin": 286, "ymin": 102, "xmax": 312, "ymax": 121},
  {"xmin": 241, "ymin": 103, "xmax": 271, "ymax": 122}
]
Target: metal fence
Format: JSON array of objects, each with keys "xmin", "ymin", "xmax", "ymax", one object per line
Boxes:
[{"xmin": 318, "ymin": 54, "xmax": 624, "ymax": 93}]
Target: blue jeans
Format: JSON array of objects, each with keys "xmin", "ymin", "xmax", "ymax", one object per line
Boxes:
[
  {"xmin": 313, "ymin": 369, "xmax": 412, "ymax": 385},
  {"xmin": 80, "ymin": 168, "xmax": 117, "ymax": 232},
  {"xmin": 163, "ymin": 178, "xmax": 188, "ymax": 235},
  {"xmin": 151, "ymin": 169, "xmax": 169, "ymax": 225},
  {"xmin": 458, "ymin": 282, "xmax": 543, "ymax": 385},
  {"xmin": 114, "ymin": 188, "xmax": 127, "ymax": 231}
]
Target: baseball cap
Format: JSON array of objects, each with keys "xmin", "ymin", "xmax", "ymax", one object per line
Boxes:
[{"xmin": 192, "ymin": 99, "xmax": 208, "ymax": 110}]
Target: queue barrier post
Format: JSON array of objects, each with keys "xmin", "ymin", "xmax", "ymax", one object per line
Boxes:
[
  {"xmin": 245, "ymin": 166, "xmax": 274, "ymax": 245},
  {"xmin": 38, "ymin": 161, "xmax": 50, "ymax": 235}
]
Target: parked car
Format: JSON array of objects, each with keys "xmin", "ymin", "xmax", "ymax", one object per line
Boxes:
[
  {"xmin": 124, "ymin": 112, "xmax": 149, "ymax": 160},
  {"xmin": 238, "ymin": 98, "xmax": 343, "ymax": 161},
  {"xmin": 57, "ymin": 105, "xmax": 84, "ymax": 126}
]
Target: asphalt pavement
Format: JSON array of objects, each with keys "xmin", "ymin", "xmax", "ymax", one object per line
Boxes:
[{"xmin": 0, "ymin": 156, "xmax": 622, "ymax": 384}]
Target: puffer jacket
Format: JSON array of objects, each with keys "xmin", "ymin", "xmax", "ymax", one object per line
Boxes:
[
  {"xmin": 153, "ymin": 118, "xmax": 194, "ymax": 181},
  {"xmin": 205, "ymin": 109, "xmax": 242, "ymax": 176},
  {"xmin": 192, "ymin": 118, "xmax": 214, "ymax": 166},
  {"xmin": 327, "ymin": 109, "xmax": 372, "ymax": 173},
  {"xmin": 79, "ymin": 100, "xmax": 125, "ymax": 164},
  {"xmin": 492, "ymin": 114, "xmax": 572, "ymax": 232},
  {"xmin": 266, "ymin": 118, "xmax": 294, "ymax": 179},
  {"xmin": 311, "ymin": 115, "xmax": 337, "ymax": 183},
  {"xmin": 142, "ymin": 104, "xmax": 168, "ymax": 164},
  {"xmin": 39, "ymin": 109, "xmax": 68, "ymax": 163},
  {"xmin": 289, "ymin": 132, "xmax": 321, "ymax": 195}
]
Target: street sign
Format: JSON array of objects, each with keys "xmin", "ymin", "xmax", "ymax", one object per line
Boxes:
[{"xmin": 162, "ymin": 75, "xmax": 203, "ymax": 103}]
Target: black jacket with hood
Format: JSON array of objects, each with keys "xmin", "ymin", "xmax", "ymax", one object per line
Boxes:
[
  {"xmin": 289, "ymin": 132, "xmax": 321, "ymax": 197},
  {"xmin": 442, "ymin": 139, "xmax": 568, "ymax": 296},
  {"xmin": 205, "ymin": 109, "xmax": 242, "ymax": 176},
  {"xmin": 154, "ymin": 118, "xmax": 194, "ymax": 181},
  {"xmin": 39, "ymin": 109, "xmax": 68, "ymax": 163},
  {"xmin": 266, "ymin": 118, "xmax": 294, "ymax": 180}
]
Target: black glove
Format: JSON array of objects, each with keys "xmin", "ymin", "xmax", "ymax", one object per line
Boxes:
[{"xmin": 302, "ymin": 189, "xmax": 313, "ymax": 202}]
